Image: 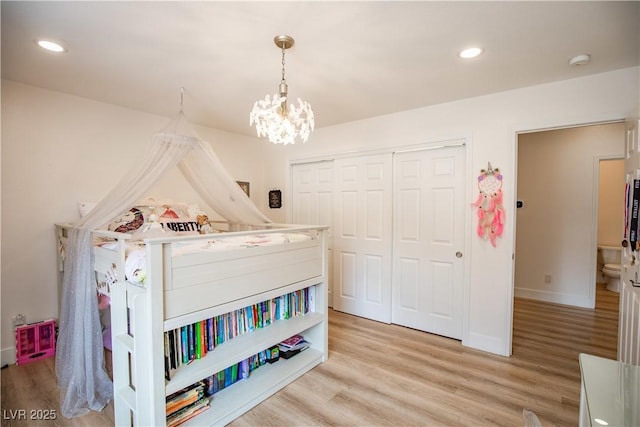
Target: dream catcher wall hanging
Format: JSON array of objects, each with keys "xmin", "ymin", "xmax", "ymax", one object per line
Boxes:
[{"xmin": 473, "ymin": 163, "xmax": 505, "ymax": 247}]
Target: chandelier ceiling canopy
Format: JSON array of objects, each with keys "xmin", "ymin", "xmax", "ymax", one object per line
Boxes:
[{"xmin": 249, "ymin": 35, "xmax": 314, "ymax": 146}]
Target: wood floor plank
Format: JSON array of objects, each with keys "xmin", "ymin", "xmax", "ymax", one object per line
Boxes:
[{"xmin": 1, "ymin": 284, "xmax": 618, "ymax": 426}]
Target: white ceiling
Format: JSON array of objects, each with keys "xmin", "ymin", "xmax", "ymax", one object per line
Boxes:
[{"xmin": 2, "ymin": 1, "xmax": 639, "ymax": 137}]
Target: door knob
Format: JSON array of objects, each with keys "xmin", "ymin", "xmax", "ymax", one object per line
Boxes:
[{"xmin": 456, "ymin": 251, "xmax": 463, "ymax": 258}]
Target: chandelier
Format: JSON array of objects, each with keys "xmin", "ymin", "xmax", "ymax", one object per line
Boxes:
[{"xmin": 250, "ymin": 35, "xmax": 314, "ymax": 145}]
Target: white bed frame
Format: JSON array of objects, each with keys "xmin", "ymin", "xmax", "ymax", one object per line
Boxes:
[{"xmin": 56, "ymin": 223, "xmax": 328, "ymax": 426}]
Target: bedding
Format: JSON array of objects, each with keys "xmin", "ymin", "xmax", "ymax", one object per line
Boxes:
[{"xmin": 171, "ymin": 232, "xmax": 313, "ymax": 254}]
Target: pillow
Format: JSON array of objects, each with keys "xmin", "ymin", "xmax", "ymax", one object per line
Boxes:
[
  {"xmin": 107, "ymin": 207, "xmax": 146, "ymax": 233},
  {"xmin": 105, "ymin": 203, "xmax": 203, "ymax": 236}
]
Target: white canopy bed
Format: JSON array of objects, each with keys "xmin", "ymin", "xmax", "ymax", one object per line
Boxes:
[{"xmin": 56, "ymin": 127, "xmax": 328, "ymax": 425}]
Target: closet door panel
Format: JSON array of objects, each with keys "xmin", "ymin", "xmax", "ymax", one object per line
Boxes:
[
  {"xmin": 333, "ymin": 154, "xmax": 393, "ymax": 323},
  {"xmin": 392, "ymin": 144, "xmax": 466, "ymax": 339},
  {"xmin": 365, "ymin": 190, "xmax": 385, "ymax": 239},
  {"xmin": 365, "ymin": 254, "xmax": 384, "ymax": 303},
  {"xmin": 295, "ymin": 193, "xmax": 312, "ymax": 224},
  {"xmin": 432, "ymin": 261, "xmax": 454, "ymax": 317},
  {"xmin": 432, "ymin": 188, "xmax": 455, "ymax": 244},
  {"xmin": 291, "ymin": 161, "xmax": 334, "ymax": 306},
  {"xmin": 339, "ymin": 191, "xmax": 358, "ymax": 238},
  {"xmin": 397, "ymin": 257, "xmax": 420, "ymax": 312},
  {"xmin": 398, "ymin": 189, "xmax": 420, "ymax": 242},
  {"xmin": 340, "ymin": 252, "xmax": 357, "ymax": 298}
]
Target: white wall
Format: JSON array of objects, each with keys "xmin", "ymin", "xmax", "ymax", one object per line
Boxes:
[
  {"xmin": 598, "ymin": 159, "xmax": 625, "ymax": 247},
  {"xmin": 261, "ymin": 66, "xmax": 640, "ymax": 356},
  {"xmin": 0, "ymin": 80, "xmax": 271, "ymax": 363},
  {"xmin": 515, "ymin": 124, "xmax": 625, "ymax": 308}
]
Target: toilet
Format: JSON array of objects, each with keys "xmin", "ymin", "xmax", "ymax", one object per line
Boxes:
[{"xmin": 598, "ymin": 245, "xmax": 622, "ymax": 293}]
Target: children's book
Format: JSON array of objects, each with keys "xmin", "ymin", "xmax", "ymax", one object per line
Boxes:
[{"xmin": 279, "ymin": 334, "xmax": 304, "ymax": 349}]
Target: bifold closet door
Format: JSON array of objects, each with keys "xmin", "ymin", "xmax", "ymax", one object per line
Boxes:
[
  {"xmin": 332, "ymin": 154, "xmax": 393, "ymax": 323},
  {"xmin": 291, "ymin": 161, "xmax": 334, "ymax": 306},
  {"xmin": 392, "ymin": 145, "xmax": 465, "ymax": 340}
]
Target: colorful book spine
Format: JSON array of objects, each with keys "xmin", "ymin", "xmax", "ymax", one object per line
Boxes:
[
  {"xmin": 207, "ymin": 318, "xmax": 214, "ymax": 352},
  {"xmin": 188, "ymin": 324, "xmax": 194, "ymax": 361},
  {"xmin": 195, "ymin": 322, "xmax": 201, "ymax": 359},
  {"xmin": 181, "ymin": 327, "xmax": 188, "ymax": 364}
]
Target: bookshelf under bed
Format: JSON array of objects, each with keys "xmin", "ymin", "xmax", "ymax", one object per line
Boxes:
[{"xmin": 56, "ymin": 223, "xmax": 329, "ymax": 426}]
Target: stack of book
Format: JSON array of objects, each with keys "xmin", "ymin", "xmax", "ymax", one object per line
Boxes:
[
  {"xmin": 165, "ymin": 382, "xmax": 210, "ymax": 427},
  {"xmin": 278, "ymin": 334, "xmax": 310, "ymax": 359},
  {"xmin": 202, "ymin": 349, "xmax": 270, "ymax": 396}
]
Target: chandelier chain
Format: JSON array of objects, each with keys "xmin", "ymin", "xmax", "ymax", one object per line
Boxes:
[{"xmin": 280, "ymin": 43, "xmax": 287, "ymax": 84}]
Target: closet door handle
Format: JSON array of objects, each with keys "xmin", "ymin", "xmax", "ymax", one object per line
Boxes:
[{"xmin": 456, "ymin": 251, "xmax": 463, "ymax": 258}]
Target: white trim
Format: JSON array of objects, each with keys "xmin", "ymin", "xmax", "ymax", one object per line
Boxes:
[
  {"xmin": 461, "ymin": 137, "xmax": 473, "ymax": 351},
  {"xmin": 466, "ymin": 332, "xmax": 507, "ymax": 356},
  {"xmin": 513, "ymin": 117, "xmax": 627, "ymax": 137},
  {"xmin": 588, "ymin": 157, "xmax": 600, "ymax": 309},
  {"xmin": 288, "ymin": 137, "xmax": 469, "ymax": 166},
  {"xmin": 514, "ymin": 287, "xmax": 592, "ymax": 308},
  {"xmin": 506, "ymin": 129, "xmax": 519, "ymax": 357},
  {"xmin": 1, "ymin": 346, "xmax": 16, "ymax": 366},
  {"xmin": 393, "ymin": 142, "xmax": 466, "ymax": 154}
]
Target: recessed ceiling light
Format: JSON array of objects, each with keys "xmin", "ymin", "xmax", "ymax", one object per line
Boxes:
[
  {"xmin": 569, "ymin": 54, "xmax": 591, "ymax": 66},
  {"xmin": 459, "ymin": 47, "xmax": 483, "ymax": 59},
  {"xmin": 35, "ymin": 39, "xmax": 67, "ymax": 53}
]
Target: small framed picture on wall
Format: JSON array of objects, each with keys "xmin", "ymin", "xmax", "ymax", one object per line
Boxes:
[
  {"xmin": 269, "ymin": 190, "xmax": 282, "ymax": 209},
  {"xmin": 237, "ymin": 181, "xmax": 250, "ymax": 197}
]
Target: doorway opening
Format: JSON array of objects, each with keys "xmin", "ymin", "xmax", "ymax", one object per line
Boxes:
[{"xmin": 513, "ymin": 121, "xmax": 625, "ymax": 356}]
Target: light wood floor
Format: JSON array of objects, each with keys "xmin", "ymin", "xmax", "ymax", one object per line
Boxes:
[{"xmin": 1, "ymin": 284, "xmax": 618, "ymax": 426}]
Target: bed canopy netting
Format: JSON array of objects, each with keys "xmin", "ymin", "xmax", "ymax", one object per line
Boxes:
[{"xmin": 56, "ymin": 125, "xmax": 270, "ymax": 418}]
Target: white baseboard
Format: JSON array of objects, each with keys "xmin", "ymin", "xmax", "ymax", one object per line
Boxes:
[
  {"xmin": 464, "ymin": 332, "xmax": 508, "ymax": 356},
  {"xmin": 1, "ymin": 346, "xmax": 16, "ymax": 366},
  {"xmin": 514, "ymin": 287, "xmax": 592, "ymax": 308}
]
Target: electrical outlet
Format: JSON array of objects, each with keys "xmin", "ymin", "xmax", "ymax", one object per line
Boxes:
[
  {"xmin": 544, "ymin": 275, "xmax": 552, "ymax": 284},
  {"xmin": 11, "ymin": 314, "xmax": 26, "ymax": 329}
]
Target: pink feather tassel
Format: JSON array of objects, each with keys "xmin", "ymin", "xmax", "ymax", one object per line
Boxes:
[
  {"xmin": 488, "ymin": 195, "xmax": 496, "ymax": 212},
  {"xmin": 472, "ymin": 192, "xmax": 483, "ymax": 207}
]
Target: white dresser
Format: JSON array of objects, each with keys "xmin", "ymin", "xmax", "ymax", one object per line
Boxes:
[{"xmin": 579, "ymin": 353, "xmax": 640, "ymax": 426}]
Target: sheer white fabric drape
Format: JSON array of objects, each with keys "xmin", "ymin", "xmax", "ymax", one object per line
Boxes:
[
  {"xmin": 179, "ymin": 137, "xmax": 270, "ymax": 224},
  {"xmin": 56, "ymin": 132, "xmax": 269, "ymax": 417}
]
